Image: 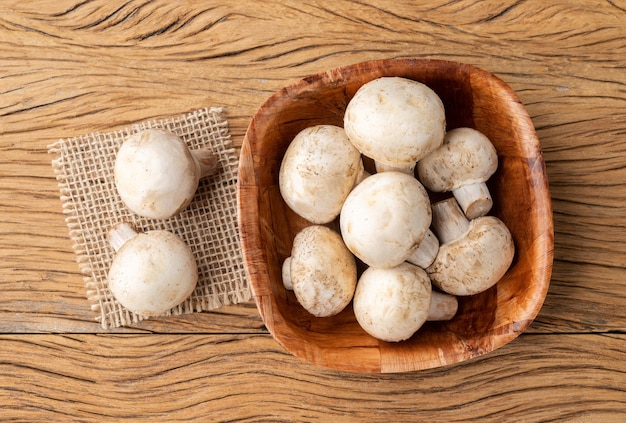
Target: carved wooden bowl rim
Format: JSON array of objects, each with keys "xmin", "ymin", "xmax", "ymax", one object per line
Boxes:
[{"xmin": 237, "ymin": 58, "xmax": 554, "ymax": 373}]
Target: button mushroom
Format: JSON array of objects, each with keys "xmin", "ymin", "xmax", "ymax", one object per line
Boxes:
[
  {"xmin": 340, "ymin": 171, "xmax": 432, "ymax": 268},
  {"xmin": 343, "ymin": 77, "xmax": 446, "ymax": 174},
  {"xmin": 353, "ymin": 262, "xmax": 458, "ymax": 342},
  {"xmin": 283, "ymin": 225, "xmax": 357, "ymax": 317},
  {"xmin": 279, "ymin": 125, "xmax": 365, "ymax": 224},
  {"xmin": 427, "ymin": 197, "xmax": 515, "ymax": 296},
  {"xmin": 417, "ymin": 127, "xmax": 498, "ymax": 219},
  {"xmin": 107, "ymin": 223, "xmax": 198, "ymax": 317},
  {"xmin": 114, "ymin": 129, "xmax": 219, "ymax": 220},
  {"xmin": 405, "ymin": 228, "xmax": 439, "ymax": 269}
]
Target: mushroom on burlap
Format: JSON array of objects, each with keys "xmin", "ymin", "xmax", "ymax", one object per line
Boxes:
[
  {"xmin": 107, "ymin": 223, "xmax": 198, "ymax": 317},
  {"xmin": 114, "ymin": 129, "xmax": 219, "ymax": 220}
]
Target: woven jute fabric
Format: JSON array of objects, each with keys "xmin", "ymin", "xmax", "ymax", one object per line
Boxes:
[{"xmin": 48, "ymin": 108, "xmax": 251, "ymax": 329}]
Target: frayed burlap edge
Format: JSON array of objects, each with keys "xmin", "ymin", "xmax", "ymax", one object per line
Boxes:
[{"xmin": 48, "ymin": 107, "xmax": 251, "ymax": 329}]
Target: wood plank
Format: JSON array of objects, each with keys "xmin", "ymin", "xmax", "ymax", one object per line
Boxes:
[
  {"xmin": 0, "ymin": 333, "xmax": 624, "ymax": 421},
  {"xmin": 531, "ymin": 261, "xmax": 626, "ymax": 333},
  {"xmin": 0, "ymin": 0, "xmax": 624, "ymax": 334}
]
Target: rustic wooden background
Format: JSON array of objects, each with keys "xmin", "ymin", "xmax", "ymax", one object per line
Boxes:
[{"xmin": 1, "ymin": 0, "xmax": 624, "ymax": 421}]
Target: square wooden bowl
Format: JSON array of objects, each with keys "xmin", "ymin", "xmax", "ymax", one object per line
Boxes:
[{"xmin": 237, "ymin": 58, "xmax": 554, "ymax": 373}]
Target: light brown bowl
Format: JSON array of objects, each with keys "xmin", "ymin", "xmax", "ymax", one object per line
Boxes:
[{"xmin": 237, "ymin": 58, "xmax": 554, "ymax": 373}]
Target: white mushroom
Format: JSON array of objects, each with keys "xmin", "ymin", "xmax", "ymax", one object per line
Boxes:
[
  {"xmin": 353, "ymin": 262, "xmax": 458, "ymax": 342},
  {"xmin": 427, "ymin": 197, "xmax": 515, "ymax": 296},
  {"xmin": 279, "ymin": 125, "xmax": 365, "ymax": 224},
  {"xmin": 281, "ymin": 257, "xmax": 293, "ymax": 290},
  {"xmin": 429, "ymin": 290, "xmax": 460, "ymax": 322},
  {"xmin": 405, "ymin": 228, "xmax": 439, "ymax": 269},
  {"xmin": 344, "ymin": 77, "xmax": 446, "ymax": 174},
  {"xmin": 283, "ymin": 225, "xmax": 357, "ymax": 317},
  {"xmin": 114, "ymin": 129, "xmax": 219, "ymax": 220},
  {"xmin": 417, "ymin": 127, "xmax": 498, "ymax": 219},
  {"xmin": 107, "ymin": 223, "xmax": 198, "ymax": 317},
  {"xmin": 340, "ymin": 171, "xmax": 432, "ymax": 268}
]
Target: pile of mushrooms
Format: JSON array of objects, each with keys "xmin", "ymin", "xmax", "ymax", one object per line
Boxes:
[
  {"xmin": 279, "ymin": 76, "xmax": 515, "ymax": 342},
  {"xmin": 105, "ymin": 129, "xmax": 220, "ymax": 318}
]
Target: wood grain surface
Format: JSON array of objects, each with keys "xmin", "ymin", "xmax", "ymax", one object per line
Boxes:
[
  {"xmin": 1, "ymin": 0, "xmax": 625, "ymax": 420},
  {"xmin": 1, "ymin": 333, "xmax": 624, "ymax": 421}
]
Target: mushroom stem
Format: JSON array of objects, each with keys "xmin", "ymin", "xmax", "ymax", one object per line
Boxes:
[
  {"xmin": 354, "ymin": 167, "xmax": 370, "ymax": 186},
  {"xmin": 281, "ymin": 257, "xmax": 293, "ymax": 290},
  {"xmin": 406, "ymin": 229, "xmax": 439, "ymax": 268},
  {"xmin": 453, "ymin": 181, "xmax": 493, "ymax": 220},
  {"xmin": 108, "ymin": 223, "xmax": 138, "ymax": 252},
  {"xmin": 427, "ymin": 290, "xmax": 458, "ymax": 321},
  {"xmin": 374, "ymin": 160, "xmax": 416, "ymax": 175},
  {"xmin": 191, "ymin": 149, "xmax": 220, "ymax": 178},
  {"xmin": 431, "ymin": 198, "xmax": 470, "ymax": 244}
]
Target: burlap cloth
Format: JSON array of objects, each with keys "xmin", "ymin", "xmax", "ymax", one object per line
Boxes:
[{"xmin": 48, "ymin": 107, "xmax": 251, "ymax": 329}]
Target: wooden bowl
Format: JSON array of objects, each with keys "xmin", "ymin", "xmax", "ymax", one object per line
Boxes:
[{"xmin": 237, "ymin": 58, "xmax": 554, "ymax": 373}]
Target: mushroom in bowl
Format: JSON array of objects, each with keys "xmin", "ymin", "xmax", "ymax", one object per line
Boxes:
[{"xmin": 237, "ymin": 58, "xmax": 553, "ymax": 373}]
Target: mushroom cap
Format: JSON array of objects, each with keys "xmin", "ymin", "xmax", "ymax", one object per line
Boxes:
[
  {"xmin": 427, "ymin": 216, "xmax": 515, "ymax": 296},
  {"xmin": 107, "ymin": 230, "xmax": 198, "ymax": 317},
  {"xmin": 353, "ymin": 262, "xmax": 432, "ymax": 342},
  {"xmin": 417, "ymin": 127, "xmax": 498, "ymax": 192},
  {"xmin": 344, "ymin": 77, "xmax": 446, "ymax": 167},
  {"xmin": 115, "ymin": 129, "xmax": 200, "ymax": 220},
  {"xmin": 340, "ymin": 171, "xmax": 431, "ymax": 268},
  {"xmin": 279, "ymin": 125, "xmax": 363, "ymax": 224},
  {"xmin": 290, "ymin": 225, "xmax": 357, "ymax": 317}
]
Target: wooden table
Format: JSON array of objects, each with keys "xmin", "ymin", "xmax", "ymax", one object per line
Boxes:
[{"xmin": 1, "ymin": 1, "xmax": 624, "ymax": 421}]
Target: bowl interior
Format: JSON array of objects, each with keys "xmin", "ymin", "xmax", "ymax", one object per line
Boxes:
[{"xmin": 237, "ymin": 58, "xmax": 554, "ymax": 373}]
